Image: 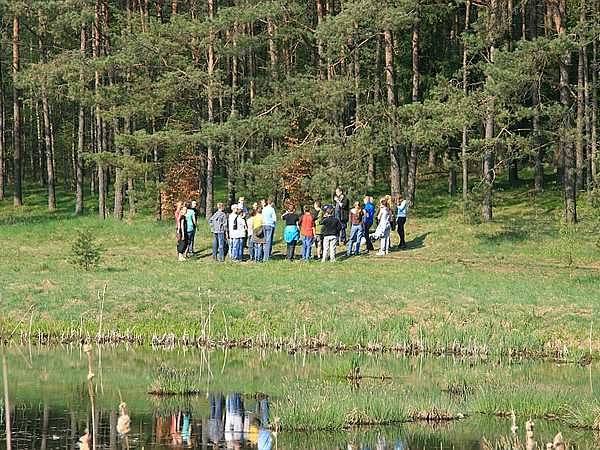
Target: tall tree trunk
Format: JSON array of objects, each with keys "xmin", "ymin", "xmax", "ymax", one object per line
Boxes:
[
  {"xmin": 38, "ymin": 22, "xmax": 56, "ymax": 212},
  {"xmin": 591, "ymin": 18, "xmax": 598, "ymax": 185},
  {"xmin": 205, "ymin": 0, "xmax": 215, "ymax": 216},
  {"xmin": 76, "ymin": 26, "xmax": 86, "ymax": 215},
  {"xmin": 461, "ymin": 0, "xmax": 471, "ymax": 203},
  {"xmin": 316, "ymin": 0, "xmax": 325, "ymax": 79},
  {"xmin": 384, "ymin": 28, "xmax": 401, "ymax": 197},
  {"xmin": 576, "ymin": 8, "xmax": 585, "ymax": 191},
  {"xmin": 41, "ymin": 93, "xmax": 55, "ymax": 211},
  {"xmin": 267, "ymin": 18, "xmax": 278, "ymax": 80},
  {"xmin": 584, "ymin": 33, "xmax": 592, "ymax": 191},
  {"xmin": 533, "ymin": 77, "xmax": 544, "ymax": 191},
  {"xmin": 407, "ymin": 12, "xmax": 420, "ymax": 205},
  {"xmin": 482, "ymin": 45, "xmax": 496, "ymax": 222},
  {"xmin": 0, "ymin": 37, "xmax": 5, "ymax": 201},
  {"xmin": 94, "ymin": 0, "xmax": 106, "ymax": 219},
  {"xmin": 550, "ymin": 0, "xmax": 576, "ymax": 223},
  {"xmin": 12, "ymin": 15, "xmax": 23, "ymax": 207}
]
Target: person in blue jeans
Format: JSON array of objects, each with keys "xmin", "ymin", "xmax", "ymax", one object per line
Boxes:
[
  {"xmin": 363, "ymin": 196, "xmax": 375, "ymax": 252},
  {"xmin": 185, "ymin": 202, "xmax": 197, "ymax": 257},
  {"xmin": 208, "ymin": 203, "xmax": 227, "ymax": 261},
  {"xmin": 299, "ymin": 205, "xmax": 315, "ymax": 261},
  {"xmin": 346, "ymin": 201, "xmax": 364, "ymax": 256},
  {"xmin": 262, "ymin": 198, "xmax": 277, "ymax": 261},
  {"xmin": 395, "ymin": 193, "xmax": 408, "ymax": 249}
]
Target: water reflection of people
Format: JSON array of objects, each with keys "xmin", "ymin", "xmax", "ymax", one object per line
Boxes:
[
  {"xmin": 152, "ymin": 392, "xmax": 273, "ymax": 449},
  {"xmin": 208, "ymin": 393, "xmax": 225, "ymax": 444},
  {"xmin": 225, "ymin": 393, "xmax": 245, "ymax": 447}
]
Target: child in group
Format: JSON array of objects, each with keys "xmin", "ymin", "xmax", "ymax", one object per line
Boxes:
[{"xmin": 299, "ymin": 205, "xmax": 316, "ymax": 261}]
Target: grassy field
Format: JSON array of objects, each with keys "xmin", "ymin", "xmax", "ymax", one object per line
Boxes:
[{"xmin": 0, "ymin": 174, "xmax": 599, "ymax": 357}]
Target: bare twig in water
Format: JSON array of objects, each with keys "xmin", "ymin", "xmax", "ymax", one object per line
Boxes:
[
  {"xmin": 83, "ymin": 344, "xmax": 97, "ymax": 450},
  {"xmin": 2, "ymin": 355, "xmax": 12, "ymax": 450},
  {"xmin": 97, "ymin": 284, "xmax": 107, "ymax": 340}
]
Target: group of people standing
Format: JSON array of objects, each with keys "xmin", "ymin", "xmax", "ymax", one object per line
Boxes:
[{"xmin": 175, "ymin": 188, "xmax": 409, "ymax": 262}]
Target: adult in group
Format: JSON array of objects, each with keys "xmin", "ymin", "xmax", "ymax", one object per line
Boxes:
[
  {"xmin": 208, "ymin": 203, "xmax": 227, "ymax": 261},
  {"xmin": 227, "ymin": 205, "xmax": 239, "ymax": 260},
  {"xmin": 185, "ymin": 201, "xmax": 197, "ymax": 256},
  {"xmin": 321, "ymin": 206, "xmax": 342, "ymax": 262},
  {"xmin": 395, "ymin": 193, "xmax": 408, "ymax": 249},
  {"xmin": 252, "ymin": 206, "xmax": 266, "ymax": 262},
  {"xmin": 333, "ymin": 187, "xmax": 350, "ymax": 244},
  {"xmin": 282, "ymin": 204, "xmax": 300, "ymax": 261},
  {"xmin": 363, "ymin": 196, "xmax": 375, "ymax": 252},
  {"xmin": 262, "ymin": 198, "xmax": 277, "ymax": 261},
  {"xmin": 373, "ymin": 197, "xmax": 391, "ymax": 256},
  {"xmin": 175, "ymin": 201, "xmax": 183, "ymax": 232},
  {"xmin": 176, "ymin": 205, "xmax": 188, "ymax": 261},
  {"xmin": 299, "ymin": 205, "xmax": 316, "ymax": 261},
  {"xmin": 247, "ymin": 208, "xmax": 255, "ymax": 261},
  {"xmin": 346, "ymin": 201, "xmax": 364, "ymax": 257},
  {"xmin": 229, "ymin": 205, "xmax": 247, "ymax": 261},
  {"xmin": 312, "ymin": 200, "xmax": 324, "ymax": 260}
]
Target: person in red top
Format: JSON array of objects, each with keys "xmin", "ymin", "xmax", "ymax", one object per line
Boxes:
[
  {"xmin": 299, "ymin": 205, "xmax": 316, "ymax": 261},
  {"xmin": 346, "ymin": 201, "xmax": 364, "ymax": 256}
]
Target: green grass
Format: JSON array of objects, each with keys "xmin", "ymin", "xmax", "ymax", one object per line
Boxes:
[{"xmin": 0, "ymin": 174, "xmax": 599, "ymax": 358}]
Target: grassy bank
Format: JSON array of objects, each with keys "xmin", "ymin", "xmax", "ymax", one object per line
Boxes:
[{"xmin": 0, "ymin": 176, "xmax": 599, "ymax": 358}]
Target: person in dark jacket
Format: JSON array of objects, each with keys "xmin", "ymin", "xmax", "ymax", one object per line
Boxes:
[
  {"xmin": 176, "ymin": 206, "xmax": 188, "ymax": 261},
  {"xmin": 321, "ymin": 206, "xmax": 342, "ymax": 262},
  {"xmin": 333, "ymin": 187, "xmax": 350, "ymax": 244}
]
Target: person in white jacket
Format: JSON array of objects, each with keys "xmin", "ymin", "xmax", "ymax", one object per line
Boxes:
[{"xmin": 228, "ymin": 205, "xmax": 247, "ymax": 261}]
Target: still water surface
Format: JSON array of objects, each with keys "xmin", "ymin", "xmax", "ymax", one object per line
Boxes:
[{"xmin": 0, "ymin": 346, "xmax": 597, "ymax": 449}]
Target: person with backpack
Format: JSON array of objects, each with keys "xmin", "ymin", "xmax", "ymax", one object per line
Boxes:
[
  {"xmin": 282, "ymin": 204, "xmax": 300, "ymax": 261},
  {"xmin": 299, "ymin": 205, "xmax": 316, "ymax": 261},
  {"xmin": 208, "ymin": 203, "xmax": 227, "ymax": 262},
  {"xmin": 346, "ymin": 201, "xmax": 364, "ymax": 257},
  {"xmin": 321, "ymin": 206, "xmax": 342, "ymax": 262}
]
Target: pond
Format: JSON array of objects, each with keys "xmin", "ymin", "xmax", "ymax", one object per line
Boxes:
[{"xmin": 0, "ymin": 346, "xmax": 598, "ymax": 449}]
